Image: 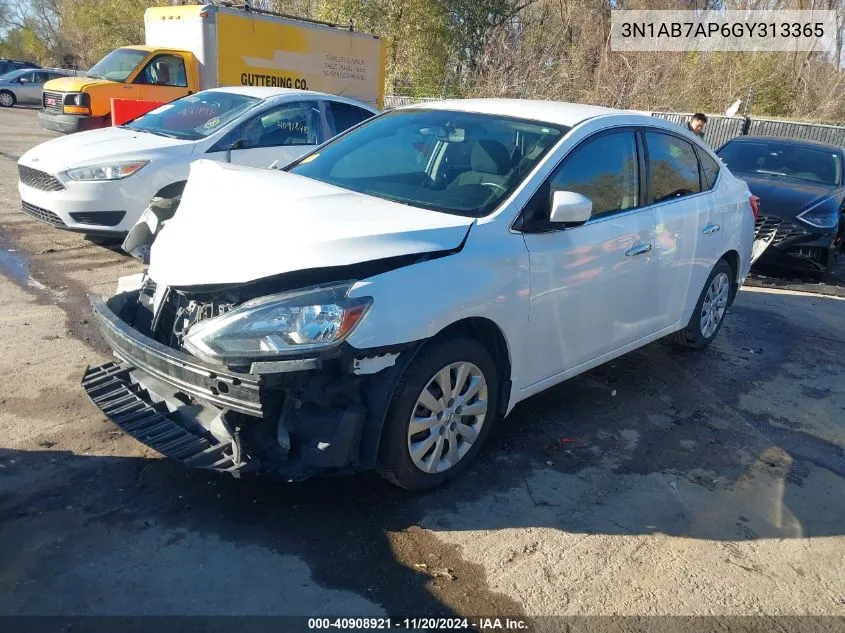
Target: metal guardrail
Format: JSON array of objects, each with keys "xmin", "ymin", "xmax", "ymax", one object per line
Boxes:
[
  {"xmin": 746, "ymin": 118, "xmax": 845, "ymax": 146},
  {"xmin": 383, "ymin": 95, "xmax": 441, "ymax": 109},
  {"xmin": 651, "ymin": 112, "xmax": 746, "ymax": 149},
  {"xmin": 383, "ymin": 95, "xmax": 845, "ymax": 148}
]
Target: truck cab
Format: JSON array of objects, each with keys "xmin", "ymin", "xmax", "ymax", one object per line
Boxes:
[{"xmin": 39, "ymin": 45, "xmax": 199, "ymax": 134}]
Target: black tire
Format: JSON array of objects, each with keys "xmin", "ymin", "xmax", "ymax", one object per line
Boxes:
[
  {"xmin": 668, "ymin": 259, "xmax": 733, "ymax": 349},
  {"xmin": 0, "ymin": 90, "xmax": 16, "ymax": 108},
  {"xmin": 377, "ymin": 335, "xmax": 499, "ymax": 491},
  {"xmin": 820, "ymin": 247, "xmax": 837, "ymax": 285}
]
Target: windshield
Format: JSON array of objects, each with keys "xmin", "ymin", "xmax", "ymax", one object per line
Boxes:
[
  {"xmin": 288, "ymin": 109, "xmax": 567, "ymax": 217},
  {"xmin": 718, "ymin": 140, "xmax": 842, "ymax": 186},
  {"xmin": 126, "ymin": 92, "xmax": 261, "ymax": 141},
  {"xmin": 86, "ymin": 48, "xmax": 148, "ymax": 82}
]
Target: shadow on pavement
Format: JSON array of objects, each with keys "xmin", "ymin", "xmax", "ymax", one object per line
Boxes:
[{"xmin": 1, "ymin": 283, "xmax": 843, "ymax": 616}]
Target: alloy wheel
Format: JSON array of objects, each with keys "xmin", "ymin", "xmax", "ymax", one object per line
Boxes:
[
  {"xmin": 0, "ymin": 93, "xmax": 14, "ymax": 107},
  {"xmin": 700, "ymin": 272, "xmax": 730, "ymax": 338},
  {"xmin": 407, "ymin": 361, "xmax": 488, "ymax": 474}
]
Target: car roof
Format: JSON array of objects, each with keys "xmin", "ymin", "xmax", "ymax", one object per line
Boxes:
[
  {"xmin": 408, "ymin": 98, "xmax": 625, "ymax": 127},
  {"xmin": 723, "ymin": 135, "xmax": 844, "ymax": 153},
  {"xmin": 203, "ymin": 86, "xmax": 378, "ymax": 109}
]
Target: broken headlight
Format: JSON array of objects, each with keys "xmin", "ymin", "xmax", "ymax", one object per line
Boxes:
[{"xmin": 182, "ymin": 283, "xmax": 371, "ymax": 362}]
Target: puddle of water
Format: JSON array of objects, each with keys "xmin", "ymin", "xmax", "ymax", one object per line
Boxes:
[{"xmin": 0, "ymin": 229, "xmax": 48, "ymax": 291}]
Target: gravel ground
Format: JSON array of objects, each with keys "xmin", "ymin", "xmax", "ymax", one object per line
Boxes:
[{"xmin": 1, "ymin": 106, "xmax": 844, "ymax": 629}]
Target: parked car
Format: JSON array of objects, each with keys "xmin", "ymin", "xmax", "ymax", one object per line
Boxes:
[
  {"xmin": 17, "ymin": 87, "xmax": 377, "ymax": 235},
  {"xmin": 0, "ymin": 68, "xmax": 74, "ymax": 108},
  {"xmin": 717, "ymin": 136, "xmax": 845, "ymax": 278},
  {"xmin": 0, "ymin": 58, "xmax": 39, "ymax": 76},
  {"xmin": 82, "ymin": 100, "xmax": 755, "ymax": 490}
]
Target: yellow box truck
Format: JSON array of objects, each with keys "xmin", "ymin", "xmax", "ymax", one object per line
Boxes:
[{"xmin": 39, "ymin": 3, "xmax": 385, "ymax": 134}]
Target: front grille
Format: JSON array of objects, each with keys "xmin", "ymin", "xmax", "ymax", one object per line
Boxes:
[
  {"xmin": 772, "ymin": 220, "xmax": 809, "ymax": 246},
  {"xmin": 754, "ymin": 214, "xmax": 782, "ymax": 242},
  {"xmin": 21, "ymin": 201, "xmax": 66, "ymax": 228},
  {"xmin": 18, "ymin": 164, "xmax": 65, "ymax": 191},
  {"xmin": 69, "ymin": 211, "xmax": 126, "ymax": 227},
  {"xmin": 754, "ymin": 214, "xmax": 810, "ymax": 247},
  {"xmin": 42, "ymin": 90, "xmax": 64, "ymax": 113}
]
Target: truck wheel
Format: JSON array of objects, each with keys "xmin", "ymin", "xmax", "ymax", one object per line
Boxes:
[
  {"xmin": 0, "ymin": 91, "xmax": 16, "ymax": 107},
  {"xmin": 668, "ymin": 259, "xmax": 733, "ymax": 349},
  {"xmin": 377, "ymin": 336, "xmax": 499, "ymax": 490}
]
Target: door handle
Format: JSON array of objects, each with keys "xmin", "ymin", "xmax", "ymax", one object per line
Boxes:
[
  {"xmin": 625, "ymin": 243, "xmax": 652, "ymax": 257},
  {"xmin": 703, "ymin": 223, "xmax": 721, "ymax": 235}
]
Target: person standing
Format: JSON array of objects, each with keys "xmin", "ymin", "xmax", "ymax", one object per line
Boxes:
[{"xmin": 687, "ymin": 113, "xmax": 707, "ymax": 139}]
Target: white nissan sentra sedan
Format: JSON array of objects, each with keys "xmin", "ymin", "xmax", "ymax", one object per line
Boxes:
[
  {"xmin": 16, "ymin": 86, "xmax": 377, "ymax": 235},
  {"xmin": 82, "ymin": 99, "xmax": 755, "ymax": 490}
]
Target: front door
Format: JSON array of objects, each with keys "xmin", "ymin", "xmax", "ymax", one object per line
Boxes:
[
  {"xmin": 135, "ymin": 54, "xmax": 192, "ymax": 104},
  {"xmin": 227, "ymin": 100, "xmax": 323, "ymax": 169},
  {"xmin": 520, "ymin": 130, "xmax": 656, "ymax": 388},
  {"xmin": 16, "ymin": 71, "xmax": 42, "ymax": 102}
]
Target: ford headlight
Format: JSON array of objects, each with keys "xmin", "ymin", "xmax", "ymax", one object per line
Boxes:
[
  {"xmin": 183, "ymin": 283, "xmax": 372, "ymax": 362},
  {"xmin": 67, "ymin": 160, "xmax": 148, "ymax": 181}
]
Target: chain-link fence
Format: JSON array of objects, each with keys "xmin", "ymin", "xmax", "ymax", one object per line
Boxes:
[{"xmin": 384, "ymin": 95, "xmax": 845, "ymax": 148}]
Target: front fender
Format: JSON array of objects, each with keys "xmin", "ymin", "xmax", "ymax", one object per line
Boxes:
[{"xmin": 346, "ymin": 224, "xmax": 530, "ymax": 413}]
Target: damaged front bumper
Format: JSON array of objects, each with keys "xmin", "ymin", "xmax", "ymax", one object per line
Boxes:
[{"xmin": 83, "ymin": 291, "xmax": 408, "ymax": 479}]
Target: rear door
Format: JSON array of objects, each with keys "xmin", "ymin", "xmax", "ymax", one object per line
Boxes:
[
  {"xmin": 323, "ymin": 100, "xmax": 375, "ymax": 138},
  {"xmin": 640, "ymin": 130, "xmax": 725, "ymax": 334}
]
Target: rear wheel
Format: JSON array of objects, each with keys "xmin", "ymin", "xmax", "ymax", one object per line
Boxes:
[
  {"xmin": 0, "ymin": 91, "xmax": 16, "ymax": 107},
  {"xmin": 669, "ymin": 259, "xmax": 733, "ymax": 349},
  {"xmin": 377, "ymin": 336, "xmax": 499, "ymax": 490}
]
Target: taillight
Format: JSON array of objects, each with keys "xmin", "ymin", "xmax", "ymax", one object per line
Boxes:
[{"xmin": 749, "ymin": 195, "xmax": 760, "ymax": 221}]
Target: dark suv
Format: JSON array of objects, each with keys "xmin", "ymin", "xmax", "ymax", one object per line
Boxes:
[{"xmin": 0, "ymin": 59, "xmax": 40, "ymax": 76}]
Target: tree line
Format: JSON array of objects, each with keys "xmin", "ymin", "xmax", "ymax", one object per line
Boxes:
[{"xmin": 1, "ymin": 0, "xmax": 843, "ymax": 122}]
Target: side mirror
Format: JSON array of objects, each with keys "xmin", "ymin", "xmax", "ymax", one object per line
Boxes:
[
  {"xmin": 18, "ymin": 77, "xmax": 28, "ymax": 84},
  {"xmin": 549, "ymin": 190, "xmax": 592, "ymax": 225}
]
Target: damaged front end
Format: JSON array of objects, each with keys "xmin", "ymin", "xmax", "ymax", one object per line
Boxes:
[{"xmin": 82, "ymin": 274, "xmax": 415, "ymax": 480}]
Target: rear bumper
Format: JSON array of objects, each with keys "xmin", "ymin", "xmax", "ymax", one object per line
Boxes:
[
  {"xmin": 38, "ymin": 109, "xmax": 107, "ymax": 134},
  {"xmin": 84, "ymin": 291, "xmax": 401, "ymax": 479}
]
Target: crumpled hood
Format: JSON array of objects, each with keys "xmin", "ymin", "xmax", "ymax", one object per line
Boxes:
[
  {"xmin": 738, "ymin": 172, "xmax": 842, "ymax": 219},
  {"xmin": 147, "ymin": 160, "xmax": 475, "ymax": 287},
  {"xmin": 19, "ymin": 125, "xmax": 192, "ymax": 173}
]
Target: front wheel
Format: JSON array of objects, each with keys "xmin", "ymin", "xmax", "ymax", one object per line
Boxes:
[
  {"xmin": 0, "ymin": 91, "xmax": 16, "ymax": 107},
  {"xmin": 377, "ymin": 336, "xmax": 499, "ymax": 490},
  {"xmin": 668, "ymin": 259, "xmax": 733, "ymax": 349}
]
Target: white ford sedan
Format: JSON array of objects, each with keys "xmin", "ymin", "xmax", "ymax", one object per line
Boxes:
[
  {"xmin": 83, "ymin": 99, "xmax": 755, "ymax": 490},
  {"xmin": 17, "ymin": 86, "xmax": 377, "ymax": 235}
]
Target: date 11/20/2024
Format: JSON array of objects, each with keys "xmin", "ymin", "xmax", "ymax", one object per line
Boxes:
[{"xmin": 307, "ymin": 617, "xmax": 529, "ymax": 630}]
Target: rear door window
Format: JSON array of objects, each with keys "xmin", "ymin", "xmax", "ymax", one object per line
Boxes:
[
  {"xmin": 645, "ymin": 132, "xmax": 701, "ymax": 203},
  {"xmin": 326, "ymin": 101, "xmax": 374, "ymax": 135}
]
